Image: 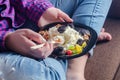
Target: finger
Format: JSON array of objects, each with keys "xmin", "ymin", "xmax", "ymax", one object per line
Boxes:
[
  {"xmin": 30, "ymin": 49, "xmax": 44, "ymax": 59},
  {"xmin": 30, "ymin": 43, "xmax": 49, "ymax": 58},
  {"xmin": 40, "ymin": 43, "xmax": 53, "ymax": 58},
  {"xmin": 42, "ymin": 43, "xmax": 50, "ymax": 58},
  {"xmin": 25, "ymin": 29, "xmax": 46, "ymax": 43},
  {"xmin": 21, "ymin": 35, "xmax": 39, "ymax": 49},
  {"xmin": 30, "ymin": 42, "xmax": 54, "ymax": 59},
  {"xmin": 30, "ymin": 44, "xmax": 46, "ymax": 59},
  {"xmin": 46, "ymin": 43, "xmax": 54, "ymax": 55},
  {"xmin": 58, "ymin": 17, "xmax": 66, "ymax": 22},
  {"xmin": 58, "ymin": 10, "xmax": 73, "ymax": 22}
]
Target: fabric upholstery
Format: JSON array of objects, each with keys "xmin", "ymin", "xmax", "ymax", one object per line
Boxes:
[
  {"xmin": 108, "ymin": 0, "xmax": 120, "ymax": 18},
  {"xmin": 85, "ymin": 19, "xmax": 120, "ymax": 80}
]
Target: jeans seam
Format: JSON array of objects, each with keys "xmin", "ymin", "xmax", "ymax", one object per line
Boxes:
[{"xmin": 89, "ymin": 0, "xmax": 101, "ymax": 28}]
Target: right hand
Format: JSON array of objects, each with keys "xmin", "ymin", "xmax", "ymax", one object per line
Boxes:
[{"xmin": 5, "ymin": 29, "xmax": 53, "ymax": 59}]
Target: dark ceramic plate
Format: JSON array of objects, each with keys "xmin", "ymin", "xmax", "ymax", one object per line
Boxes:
[{"xmin": 40, "ymin": 22, "xmax": 97, "ymax": 59}]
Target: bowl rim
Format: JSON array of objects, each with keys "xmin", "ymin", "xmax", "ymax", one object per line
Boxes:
[{"xmin": 42, "ymin": 22, "xmax": 97, "ymax": 59}]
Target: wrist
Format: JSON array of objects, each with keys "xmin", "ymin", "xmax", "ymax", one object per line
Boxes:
[
  {"xmin": 4, "ymin": 32, "xmax": 13, "ymax": 50},
  {"xmin": 37, "ymin": 7, "xmax": 55, "ymax": 27}
]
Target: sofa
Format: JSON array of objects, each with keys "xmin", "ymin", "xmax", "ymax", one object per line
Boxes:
[{"xmin": 85, "ymin": 0, "xmax": 120, "ymax": 80}]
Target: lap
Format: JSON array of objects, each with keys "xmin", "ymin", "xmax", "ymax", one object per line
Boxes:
[{"xmin": 0, "ymin": 52, "xmax": 67, "ymax": 80}]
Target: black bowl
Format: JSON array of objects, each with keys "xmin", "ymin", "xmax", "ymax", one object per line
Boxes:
[{"xmin": 41, "ymin": 22, "xmax": 97, "ymax": 59}]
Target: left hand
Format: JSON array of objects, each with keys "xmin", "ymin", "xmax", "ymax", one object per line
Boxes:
[{"xmin": 38, "ymin": 7, "xmax": 73, "ymax": 27}]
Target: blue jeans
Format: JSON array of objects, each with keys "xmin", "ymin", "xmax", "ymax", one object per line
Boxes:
[
  {"xmin": 0, "ymin": 52, "xmax": 67, "ymax": 80},
  {"xmin": 0, "ymin": 0, "xmax": 112, "ymax": 80}
]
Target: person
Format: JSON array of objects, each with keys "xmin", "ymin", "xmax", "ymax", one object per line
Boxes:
[{"xmin": 0, "ymin": 0, "xmax": 112, "ymax": 80}]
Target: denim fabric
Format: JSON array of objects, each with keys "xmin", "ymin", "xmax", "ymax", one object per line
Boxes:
[
  {"xmin": 50, "ymin": 0, "xmax": 112, "ymax": 35},
  {"xmin": 0, "ymin": 52, "xmax": 67, "ymax": 80},
  {"xmin": 0, "ymin": 0, "xmax": 112, "ymax": 80}
]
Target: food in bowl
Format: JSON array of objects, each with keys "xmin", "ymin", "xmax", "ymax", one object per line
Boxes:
[{"xmin": 39, "ymin": 23, "xmax": 90, "ymax": 57}]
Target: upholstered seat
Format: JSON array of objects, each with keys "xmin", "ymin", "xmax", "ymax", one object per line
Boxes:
[{"xmin": 85, "ymin": 0, "xmax": 120, "ymax": 80}]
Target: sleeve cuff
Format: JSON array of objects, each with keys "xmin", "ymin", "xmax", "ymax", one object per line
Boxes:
[
  {"xmin": 26, "ymin": 0, "xmax": 54, "ymax": 25},
  {"xmin": 0, "ymin": 29, "xmax": 15, "ymax": 51}
]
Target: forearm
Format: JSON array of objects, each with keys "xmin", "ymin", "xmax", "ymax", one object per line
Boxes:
[
  {"xmin": 68, "ymin": 54, "xmax": 88, "ymax": 71},
  {"xmin": 67, "ymin": 54, "xmax": 89, "ymax": 80}
]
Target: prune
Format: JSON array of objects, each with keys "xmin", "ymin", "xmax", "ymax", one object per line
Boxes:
[
  {"xmin": 52, "ymin": 46, "xmax": 65, "ymax": 56},
  {"xmin": 68, "ymin": 23, "xmax": 74, "ymax": 28},
  {"xmin": 57, "ymin": 25, "xmax": 67, "ymax": 33},
  {"xmin": 77, "ymin": 39, "xmax": 84, "ymax": 46},
  {"xmin": 79, "ymin": 29, "xmax": 90, "ymax": 36}
]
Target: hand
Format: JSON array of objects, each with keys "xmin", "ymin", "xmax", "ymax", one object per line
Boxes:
[
  {"xmin": 38, "ymin": 7, "xmax": 73, "ymax": 27},
  {"xmin": 5, "ymin": 29, "xmax": 53, "ymax": 59}
]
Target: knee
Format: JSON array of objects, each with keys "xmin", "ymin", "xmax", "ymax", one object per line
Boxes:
[
  {"xmin": 0, "ymin": 54, "xmax": 43, "ymax": 80},
  {"xmin": 0, "ymin": 53, "xmax": 66, "ymax": 80}
]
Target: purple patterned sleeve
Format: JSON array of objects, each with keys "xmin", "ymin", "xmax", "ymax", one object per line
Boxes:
[
  {"xmin": 10, "ymin": 0, "xmax": 54, "ymax": 25},
  {"xmin": 0, "ymin": 20, "xmax": 15, "ymax": 51},
  {"xmin": 0, "ymin": 0, "xmax": 54, "ymax": 51}
]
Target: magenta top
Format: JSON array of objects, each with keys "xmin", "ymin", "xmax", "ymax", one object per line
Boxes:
[{"xmin": 0, "ymin": 0, "xmax": 53, "ymax": 50}]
